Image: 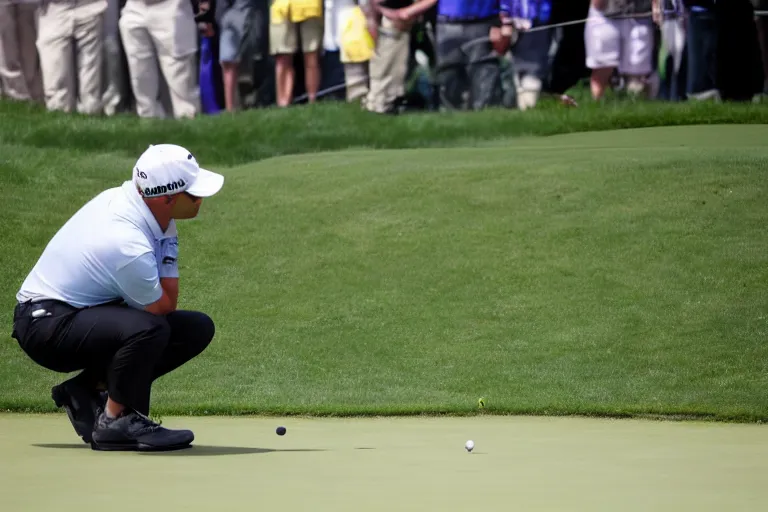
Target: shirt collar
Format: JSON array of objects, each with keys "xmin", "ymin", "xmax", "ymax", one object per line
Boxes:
[{"xmin": 120, "ymin": 181, "xmax": 176, "ymax": 240}]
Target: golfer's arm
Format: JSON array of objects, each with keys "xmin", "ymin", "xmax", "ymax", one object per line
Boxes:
[
  {"xmin": 161, "ymin": 278, "xmax": 179, "ymax": 311},
  {"xmin": 144, "ymin": 279, "xmax": 178, "ymax": 316}
]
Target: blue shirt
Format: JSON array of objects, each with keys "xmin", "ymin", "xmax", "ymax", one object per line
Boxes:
[
  {"xmin": 437, "ymin": 0, "xmax": 512, "ymax": 21},
  {"xmin": 508, "ymin": 0, "xmax": 552, "ymax": 23}
]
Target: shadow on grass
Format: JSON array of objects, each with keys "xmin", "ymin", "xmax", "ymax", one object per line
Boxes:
[
  {"xmin": 32, "ymin": 443, "xmax": 327, "ymax": 456},
  {"xmin": 33, "ymin": 443, "xmax": 89, "ymax": 449},
  {"xmin": 152, "ymin": 445, "xmax": 327, "ymax": 456}
]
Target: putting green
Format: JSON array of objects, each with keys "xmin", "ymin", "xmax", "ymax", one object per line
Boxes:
[{"xmin": 1, "ymin": 414, "xmax": 766, "ymax": 511}]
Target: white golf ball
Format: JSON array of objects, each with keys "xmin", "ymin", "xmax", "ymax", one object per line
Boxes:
[{"xmin": 465, "ymin": 440, "xmax": 475, "ymax": 452}]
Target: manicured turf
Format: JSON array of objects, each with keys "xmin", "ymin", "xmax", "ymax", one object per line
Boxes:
[
  {"xmin": 3, "ymin": 414, "xmax": 767, "ymax": 511},
  {"xmin": 1, "ymin": 99, "xmax": 766, "ymax": 421}
]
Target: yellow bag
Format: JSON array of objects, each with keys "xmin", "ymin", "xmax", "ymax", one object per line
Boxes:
[
  {"xmin": 271, "ymin": 0, "xmax": 322, "ymax": 24},
  {"xmin": 339, "ymin": 6, "xmax": 374, "ymax": 63}
]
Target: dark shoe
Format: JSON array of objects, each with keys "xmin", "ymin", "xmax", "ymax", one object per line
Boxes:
[
  {"xmin": 91, "ymin": 409, "xmax": 194, "ymax": 452},
  {"xmin": 51, "ymin": 381, "xmax": 107, "ymax": 444}
]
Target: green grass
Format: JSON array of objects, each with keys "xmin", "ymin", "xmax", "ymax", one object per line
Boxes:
[
  {"xmin": 1, "ymin": 95, "xmax": 768, "ymax": 166},
  {"xmin": 1, "ymin": 99, "xmax": 767, "ymax": 422}
]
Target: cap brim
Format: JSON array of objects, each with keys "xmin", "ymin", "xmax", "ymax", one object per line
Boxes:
[{"xmin": 186, "ymin": 168, "xmax": 224, "ymax": 198}]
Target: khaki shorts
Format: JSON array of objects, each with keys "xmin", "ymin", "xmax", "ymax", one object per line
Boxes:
[
  {"xmin": 585, "ymin": 6, "xmax": 653, "ymax": 75},
  {"xmin": 270, "ymin": 16, "xmax": 323, "ymax": 55}
]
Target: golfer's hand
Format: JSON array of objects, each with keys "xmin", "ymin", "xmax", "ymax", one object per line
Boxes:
[{"xmin": 156, "ymin": 237, "xmax": 179, "ymax": 279}]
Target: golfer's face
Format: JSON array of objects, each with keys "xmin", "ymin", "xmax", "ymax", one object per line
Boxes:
[{"xmin": 171, "ymin": 192, "xmax": 203, "ymax": 219}]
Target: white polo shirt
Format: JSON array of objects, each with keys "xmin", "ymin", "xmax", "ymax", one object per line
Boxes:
[{"xmin": 16, "ymin": 181, "xmax": 177, "ymax": 309}]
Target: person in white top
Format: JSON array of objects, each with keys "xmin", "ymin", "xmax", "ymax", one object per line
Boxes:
[{"xmin": 12, "ymin": 144, "xmax": 224, "ymax": 452}]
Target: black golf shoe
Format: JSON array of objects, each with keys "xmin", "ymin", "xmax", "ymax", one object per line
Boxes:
[
  {"xmin": 91, "ymin": 409, "xmax": 194, "ymax": 452},
  {"xmin": 51, "ymin": 380, "xmax": 107, "ymax": 444}
]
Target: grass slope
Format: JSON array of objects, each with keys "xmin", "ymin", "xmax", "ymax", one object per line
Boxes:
[
  {"xmin": 1, "ymin": 123, "xmax": 766, "ymax": 421},
  {"xmin": 1, "ymin": 98, "xmax": 768, "ymax": 166}
]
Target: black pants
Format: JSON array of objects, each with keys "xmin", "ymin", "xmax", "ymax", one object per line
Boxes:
[
  {"xmin": 12, "ymin": 300, "xmax": 215, "ymax": 416},
  {"xmin": 686, "ymin": 9, "xmax": 719, "ymax": 97},
  {"xmin": 436, "ymin": 19, "xmax": 503, "ymax": 110}
]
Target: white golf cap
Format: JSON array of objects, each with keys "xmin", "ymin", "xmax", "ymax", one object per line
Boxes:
[{"xmin": 132, "ymin": 144, "xmax": 224, "ymax": 198}]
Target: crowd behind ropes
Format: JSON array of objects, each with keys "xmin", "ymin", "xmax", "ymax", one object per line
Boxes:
[{"xmin": 1, "ymin": 0, "xmax": 766, "ymax": 118}]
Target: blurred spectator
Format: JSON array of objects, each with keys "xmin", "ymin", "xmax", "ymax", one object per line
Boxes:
[
  {"xmin": 684, "ymin": 0, "xmax": 718, "ymax": 100},
  {"xmin": 216, "ymin": 0, "xmax": 259, "ymax": 111},
  {"xmin": 196, "ymin": 0, "xmax": 222, "ymax": 114},
  {"xmin": 321, "ymin": 0, "xmax": 350, "ymax": 101},
  {"xmin": 0, "ymin": 0, "xmax": 44, "ymax": 104},
  {"xmin": 270, "ymin": 0, "xmax": 324, "ymax": 106},
  {"xmin": 509, "ymin": 0, "xmax": 554, "ymax": 110},
  {"xmin": 102, "ymin": 0, "xmax": 134, "ymax": 115},
  {"xmin": 548, "ymin": 0, "xmax": 590, "ymax": 95},
  {"xmin": 755, "ymin": 0, "xmax": 768, "ymax": 95},
  {"xmin": 36, "ymin": 0, "xmax": 107, "ymax": 114},
  {"xmin": 656, "ymin": 0, "xmax": 686, "ymax": 102},
  {"xmin": 430, "ymin": 0, "xmax": 513, "ymax": 110},
  {"xmin": 714, "ymin": 0, "xmax": 764, "ymax": 101},
  {"xmin": 363, "ymin": 0, "xmax": 418, "ymax": 113},
  {"xmin": 585, "ymin": 0, "xmax": 655, "ymax": 100},
  {"xmin": 338, "ymin": 1, "xmax": 372, "ymax": 103},
  {"xmin": 119, "ymin": 0, "xmax": 200, "ymax": 118},
  {"xmin": 237, "ymin": 0, "xmax": 275, "ymax": 108}
]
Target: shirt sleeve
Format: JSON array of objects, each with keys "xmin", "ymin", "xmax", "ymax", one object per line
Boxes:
[
  {"xmin": 113, "ymin": 251, "xmax": 163, "ymax": 308},
  {"xmin": 500, "ymin": 0, "xmax": 514, "ymax": 17}
]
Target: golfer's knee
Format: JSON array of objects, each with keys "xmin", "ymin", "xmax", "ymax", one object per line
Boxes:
[
  {"xmin": 138, "ymin": 315, "xmax": 172, "ymax": 354},
  {"xmin": 178, "ymin": 311, "xmax": 216, "ymax": 351},
  {"xmin": 194, "ymin": 312, "xmax": 215, "ymax": 345}
]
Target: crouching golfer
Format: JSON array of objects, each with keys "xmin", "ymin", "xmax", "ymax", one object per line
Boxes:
[{"xmin": 11, "ymin": 144, "xmax": 224, "ymax": 452}]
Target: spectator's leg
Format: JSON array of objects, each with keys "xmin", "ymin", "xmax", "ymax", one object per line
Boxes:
[
  {"xmin": 18, "ymin": 4, "xmax": 44, "ymax": 103},
  {"xmin": 237, "ymin": 0, "xmax": 268, "ymax": 109},
  {"xmin": 274, "ymin": 54, "xmax": 295, "ymax": 106},
  {"xmin": 154, "ymin": 52, "xmax": 200, "ymax": 119},
  {"xmin": 365, "ymin": 17, "xmax": 410, "ymax": 113},
  {"xmin": 221, "ymin": 62, "xmax": 238, "ymax": 111},
  {"xmin": 120, "ymin": 4, "xmax": 162, "ymax": 117},
  {"xmin": 549, "ymin": 0, "xmax": 591, "ymax": 95},
  {"xmin": 0, "ymin": 5, "xmax": 33, "ymax": 101},
  {"xmin": 589, "ymin": 68, "xmax": 613, "ymax": 99},
  {"xmin": 618, "ymin": 17, "xmax": 653, "ymax": 98},
  {"xmin": 36, "ymin": 3, "xmax": 76, "ymax": 112},
  {"xmin": 73, "ymin": 2, "xmax": 107, "ymax": 115},
  {"xmin": 584, "ymin": 6, "xmax": 620, "ymax": 100},
  {"xmin": 149, "ymin": 2, "xmax": 199, "ymax": 118},
  {"xmin": 102, "ymin": 0, "xmax": 130, "ymax": 115},
  {"xmin": 757, "ymin": 3, "xmax": 768, "ymax": 93},
  {"xmin": 435, "ymin": 21, "xmax": 468, "ymax": 110},
  {"xmin": 270, "ymin": 19, "xmax": 298, "ymax": 106},
  {"xmin": 465, "ymin": 20, "xmax": 502, "ymax": 110},
  {"xmin": 344, "ymin": 62, "xmax": 369, "ymax": 103},
  {"xmin": 320, "ymin": 50, "xmax": 346, "ymax": 101},
  {"xmin": 220, "ymin": 15, "xmax": 241, "ymax": 112},
  {"xmin": 511, "ymin": 28, "xmax": 554, "ymax": 110},
  {"xmin": 686, "ymin": 8, "xmax": 719, "ymax": 100},
  {"xmin": 300, "ymin": 17, "xmax": 323, "ymax": 103},
  {"xmin": 660, "ymin": 17, "xmax": 687, "ymax": 101}
]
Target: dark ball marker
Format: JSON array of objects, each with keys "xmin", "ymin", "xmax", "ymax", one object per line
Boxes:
[{"xmin": 276, "ymin": 426, "xmax": 287, "ymax": 436}]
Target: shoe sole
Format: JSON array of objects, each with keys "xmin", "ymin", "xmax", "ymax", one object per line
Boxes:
[
  {"xmin": 51, "ymin": 386, "xmax": 94, "ymax": 444},
  {"xmin": 90, "ymin": 441, "xmax": 193, "ymax": 452}
]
